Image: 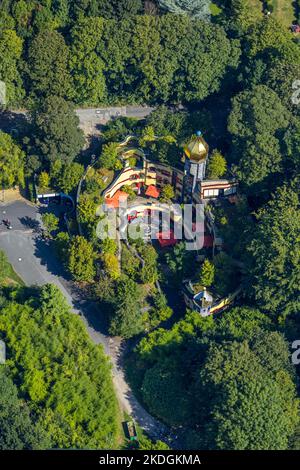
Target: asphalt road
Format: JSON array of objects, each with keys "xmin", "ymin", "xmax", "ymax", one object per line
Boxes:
[
  {"xmin": 0, "ymin": 106, "xmax": 154, "ymax": 136},
  {"xmin": 0, "ymin": 199, "xmax": 171, "ymax": 445}
]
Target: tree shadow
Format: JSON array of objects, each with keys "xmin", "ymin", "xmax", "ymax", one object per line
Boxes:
[
  {"xmin": 19, "ymin": 216, "xmax": 40, "ymax": 231},
  {"xmin": 0, "ymin": 109, "xmax": 29, "ymax": 139}
]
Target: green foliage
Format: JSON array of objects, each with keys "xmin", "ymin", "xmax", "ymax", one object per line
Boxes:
[
  {"xmin": 159, "ymin": 184, "xmax": 175, "ymax": 203},
  {"xmin": 207, "ymin": 150, "xmax": 227, "ymax": 179},
  {"xmin": 0, "ymin": 250, "xmax": 10, "ymax": 282},
  {"xmin": 102, "ymin": 252, "xmax": 120, "ymax": 280},
  {"xmin": 0, "ymin": 28, "xmax": 24, "ymax": 105},
  {"xmin": 54, "ymin": 231, "xmax": 70, "ymax": 263},
  {"xmin": 38, "ymin": 171, "xmax": 50, "ymax": 190},
  {"xmin": 0, "ymin": 131, "xmax": 25, "ymax": 188},
  {"xmin": 109, "ymin": 276, "xmax": 144, "ymax": 338},
  {"xmin": 213, "ymin": 252, "xmax": 238, "ymax": 297},
  {"xmin": 41, "ymin": 213, "xmax": 59, "ymax": 236},
  {"xmin": 98, "ymin": 142, "xmax": 120, "ymax": 170},
  {"xmin": 148, "ymin": 290, "xmax": 173, "ymax": 328},
  {"xmin": 68, "ymin": 236, "xmax": 96, "ymax": 282},
  {"xmin": 247, "ymin": 186, "xmax": 300, "ymax": 320},
  {"xmin": 100, "ymin": 238, "xmax": 118, "ymax": 255},
  {"xmin": 133, "ymin": 306, "xmax": 299, "ymax": 449},
  {"xmin": 56, "ymin": 162, "xmax": 84, "ymax": 194},
  {"xmin": 31, "ymin": 96, "xmax": 85, "ymax": 166},
  {"xmin": 69, "ymin": 18, "xmax": 106, "ymax": 105},
  {"xmin": 121, "ymin": 244, "xmax": 140, "ymax": 279},
  {"xmin": 138, "ymin": 245, "xmax": 159, "ymax": 284},
  {"xmin": 198, "ymin": 337, "xmax": 299, "ymax": 450},
  {"xmin": 27, "ymin": 30, "xmax": 71, "ymax": 99},
  {"xmin": 0, "ymin": 368, "xmax": 50, "ymax": 450},
  {"xmin": 0, "ymin": 284, "xmax": 118, "ymax": 448},
  {"xmin": 141, "ymin": 359, "xmax": 193, "ymax": 426},
  {"xmin": 198, "ymin": 259, "xmax": 215, "ymax": 287},
  {"xmin": 77, "ymin": 194, "xmax": 97, "ymax": 225},
  {"xmin": 165, "ymin": 242, "xmax": 197, "ymax": 284},
  {"xmin": 228, "ymin": 85, "xmax": 290, "ymax": 188}
]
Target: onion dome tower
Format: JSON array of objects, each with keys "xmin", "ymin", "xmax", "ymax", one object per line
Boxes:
[{"xmin": 182, "ymin": 131, "xmax": 209, "ymax": 200}]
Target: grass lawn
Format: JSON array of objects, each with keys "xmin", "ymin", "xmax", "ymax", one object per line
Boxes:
[
  {"xmin": 269, "ymin": 0, "xmax": 296, "ymax": 27},
  {"xmin": 0, "ymin": 250, "xmax": 24, "ymax": 287}
]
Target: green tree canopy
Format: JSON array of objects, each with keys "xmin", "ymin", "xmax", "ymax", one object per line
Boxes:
[
  {"xmin": 0, "ymin": 284, "xmax": 118, "ymax": 449},
  {"xmin": 0, "ymin": 368, "xmax": 50, "ymax": 450},
  {"xmin": 207, "ymin": 150, "xmax": 227, "ymax": 179},
  {"xmin": 0, "ymin": 131, "xmax": 25, "ymax": 188},
  {"xmin": 31, "ymin": 96, "xmax": 85, "ymax": 166},
  {"xmin": 68, "ymin": 236, "xmax": 96, "ymax": 282},
  {"xmin": 109, "ymin": 276, "xmax": 144, "ymax": 338},
  {"xmin": 0, "ymin": 28, "xmax": 24, "ymax": 105},
  {"xmin": 247, "ymin": 186, "xmax": 300, "ymax": 320},
  {"xmin": 27, "ymin": 30, "xmax": 71, "ymax": 99},
  {"xmin": 198, "ymin": 337, "xmax": 299, "ymax": 450}
]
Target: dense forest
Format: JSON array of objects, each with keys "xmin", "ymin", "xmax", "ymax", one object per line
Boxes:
[
  {"xmin": 0, "ymin": 275, "xmax": 118, "ymax": 449},
  {"xmin": 1, "ymin": 0, "xmax": 300, "ymax": 451}
]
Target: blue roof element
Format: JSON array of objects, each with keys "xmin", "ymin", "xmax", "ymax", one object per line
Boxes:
[{"xmin": 196, "ymin": 130, "xmax": 202, "ymax": 137}]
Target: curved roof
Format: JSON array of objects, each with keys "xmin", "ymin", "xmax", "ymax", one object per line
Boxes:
[{"xmin": 184, "ymin": 131, "xmax": 209, "ymax": 163}]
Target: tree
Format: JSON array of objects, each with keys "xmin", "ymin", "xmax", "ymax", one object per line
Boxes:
[
  {"xmin": 56, "ymin": 163, "xmax": 84, "ymax": 194},
  {"xmin": 148, "ymin": 291, "xmax": 173, "ymax": 328},
  {"xmin": 0, "ymin": 284, "xmax": 118, "ymax": 449},
  {"xmin": 228, "ymin": 85, "xmax": 290, "ymax": 188},
  {"xmin": 54, "ymin": 231, "xmax": 70, "ymax": 264},
  {"xmin": 27, "ymin": 30, "xmax": 71, "ymax": 99},
  {"xmin": 139, "ymin": 245, "xmax": 159, "ymax": 284},
  {"xmin": 100, "ymin": 238, "xmax": 118, "ymax": 255},
  {"xmin": 109, "ymin": 276, "xmax": 144, "ymax": 338},
  {"xmin": 31, "ymin": 96, "xmax": 85, "ymax": 166},
  {"xmin": 77, "ymin": 194, "xmax": 97, "ymax": 225},
  {"xmin": 98, "ymin": 142, "xmax": 120, "ymax": 170},
  {"xmin": 68, "ymin": 236, "xmax": 96, "ymax": 282},
  {"xmin": 198, "ymin": 337, "xmax": 299, "ymax": 450},
  {"xmin": 0, "ymin": 368, "xmax": 50, "ymax": 450},
  {"xmin": 41, "ymin": 213, "xmax": 59, "ymax": 237},
  {"xmin": 228, "ymin": 85, "xmax": 290, "ymax": 139},
  {"xmin": 160, "ymin": 184, "xmax": 174, "ymax": 203},
  {"xmin": 0, "ymin": 28, "xmax": 24, "ymax": 105},
  {"xmin": 247, "ymin": 186, "xmax": 300, "ymax": 320},
  {"xmin": 141, "ymin": 359, "xmax": 193, "ymax": 426},
  {"xmin": 69, "ymin": 18, "xmax": 106, "ymax": 105},
  {"xmin": 102, "ymin": 252, "xmax": 120, "ymax": 280},
  {"xmin": 38, "ymin": 171, "xmax": 50, "ymax": 190},
  {"xmin": 207, "ymin": 150, "xmax": 227, "ymax": 179},
  {"xmin": 0, "ymin": 131, "xmax": 25, "ymax": 188},
  {"xmin": 158, "ymin": 0, "xmax": 211, "ymax": 20},
  {"xmin": 198, "ymin": 259, "xmax": 215, "ymax": 287},
  {"xmin": 226, "ymin": 0, "xmax": 263, "ymax": 32},
  {"xmin": 245, "ymin": 17, "xmax": 300, "ymax": 62}
]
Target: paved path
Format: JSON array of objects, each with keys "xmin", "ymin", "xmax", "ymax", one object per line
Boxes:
[{"xmin": 0, "ymin": 200, "xmax": 172, "ymax": 445}]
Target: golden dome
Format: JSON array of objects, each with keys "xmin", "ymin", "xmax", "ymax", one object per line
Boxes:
[{"xmin": 184, "ymin": 131, "xmax": 209, "ymax": 163}]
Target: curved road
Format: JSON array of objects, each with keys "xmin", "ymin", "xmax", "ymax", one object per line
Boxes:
[{"xmin": 0, "ymin": 199, "xmax": 172, "ymax": 446}]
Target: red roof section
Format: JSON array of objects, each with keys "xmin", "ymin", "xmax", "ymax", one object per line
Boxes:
[
  {"xmin": 156, "ymin": 230, "xmax": 178, "ymax": 248},
  {"xmin": 145, "ymin": 185, "xmax": 160, "ymax": 199},
  {"xmin": 105, "ymin": 190, "xmax": 129, "ymax": 208}
]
